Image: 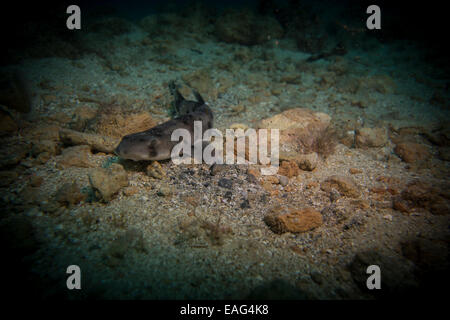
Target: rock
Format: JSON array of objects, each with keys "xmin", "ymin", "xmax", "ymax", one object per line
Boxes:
[
  {"xmin": 264, "ymin": 207, "xmax": 323, "ymax": 234},
  {"xmin": 398, "ymin": 180, "xmax": 450, "ymax": 215},
  {"xmin": 26, "ymin": 125, "xmax": 61, "ymax": 143},
  {"xmin": 321, "ymin": 175, "xmax": 360, "ymax": 198},
  {"xmin": 218, "ymin": 178, "xmax": 233, "ymax": 189},
  {"xmin": 261, "ymin": 182, "xmax": 273, "ymax": 192},
  {"xmin": 215, "ymin": 9, "xmax": 283, "ymax": 45},
  {"xmin": 247, "ymin": 167, "xmax": 261, "ymax": 178},
  {"xmin": 278, "ymin": 160, "xmax": 300, "ymax": 178},
  {"xmin": 157, "ymin": 183, "xmax": 172, "ymax": 197},
  {"xmin": 54, "ymin": 182, "xmax": 87, "ymax": 206},
  {"xmin": 265, "ymin": 175, "xmax": 279, "ymax": 184},
  {"xmin": 59, "ymin": 128, "xmax": 120, "ymax": 154},
  {"xmin": 348, "ymin": 250, "xmax": 418, "ymax": 297},
  {"xmin": 31, "ymin": 139, "xmax": 60, "ymax": 157},
  {"xmin": 57, "ymin": 145, "xmax": 93, "ymax": 168},
  {"xmin": 88, "ymin": 163, "xmax": 128, "ymax": 202},
  {"xmin": 259, "ymin": 108, "xmax": 334, "ymax": 159},
  {"xmin": 48, "ymin": 111, "xmax": 71, "ymax": 125},
  {"xmin": 0, "ymin": 141, "xmax": 31, "ymax": 168},
  {"xmin": 247, "ymin": 167, "xmax": 260, "ymax": 184},
  {"xmin": 355, "ymin": 127, "xmax": 388, "ymax": 148},
  {"xmin": 146, "ymin": 161, "xmax": 165, "ymax": 179},
  {"xmin": 278, "ymin": 175, "xmax": 289, "ymax": 187},
  {"xmin": 349, "ymin": 168, "xmax": 363, "ymax": 174},
  {"xmin": 280, "ymin": 151, "xmax": 319, "ymax": 171},
  {"xmin": 394, "ymin": 142, "xmax": 431, "ymax": 163},
  {"xmin": 393, "ymin": 200, "xmax": 410, "ymax": 213},
  {"xmin": 36, "ymin": 152, "xmax": 51, "ymax": 164},
  {"xmin": 123, "ymin": 186, "xmax": 139, "ymax": 196},
  {"xmin": 210, "ymin": 163, "xmax": 226, "ymax": 176},
  {"xmin": 88, "ymin": 110, "xmax": 156, "ymax": 139},
  {"xmin": 296, "ymin": 153, "xmax": 319, "ymax": 171},
  {"xmin": 70, "ymin": 106, "xmax": 97, "ymax": 131}
]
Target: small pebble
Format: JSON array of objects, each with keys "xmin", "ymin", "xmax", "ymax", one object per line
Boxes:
[
  {"xmin": 278, "ymin": 175, "xmax": 289, "ymax": 186},
  {"xmin": 210, "ymin": 163, "xmax": 226, "ymax": 176}
]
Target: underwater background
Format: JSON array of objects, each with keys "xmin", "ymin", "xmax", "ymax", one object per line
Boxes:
[{"xmin": 0, "ymin": 0, "xmax": 449, "ymax": 300}]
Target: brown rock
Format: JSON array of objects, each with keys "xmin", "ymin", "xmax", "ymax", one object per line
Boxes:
[
  {"xmin": 281, "ymin": 152, "xmax": 319, "ymax": 171},
  {"xmin": 394, "ymin": 142, "xmax": 431, "ymax": 163},
  {"xmin": 321, "ymin": 175, "xmax": 360, "ymax": 198},
  {"xmin": 278, "ymin": 160, "xmax": 300, "ymax": 178},
  {"xmin": 70, "ymin": 106, "xmax": 97, "ymax": 131},
  {"xmin": 306, "ymin": 181, "xmax": 319, "ymax": 189},
  {"xmin": 398, "ymin": 180, "xmax": 450, "ymax": 215},
  {"xmin": 349, "ymin": 168, "xmax": 362, "ymax": 174},
  {"xmin": 259, "ymin": 108, "xmax": 334, "ymax": 159},
  {"xmin": 88, "ymin": 163, "xmax": 128, "ymax": 202},
  {"xmin": 57, "ymin": 145, "xmax": 93, "ymax": 168},
  {"xmin": 355, "ymin": 127, "xmax": 388, "ymax": 148},
  {"xmin": 31, "ymin": 139, "xmax": 60, "ymax": 156},
  {"xmin": 0, "ymin": 141, "xmax": 31, "ymax": 168},
  {"xmin": 89, "ymin": 110, "xmax": 156, "ymax": 138},
  {"xmin": 264, "ymin": 208, "xmax": 323, "ymax": 234},
  {"xmin": 26, "ymin": 125, "xmax": 61, "ymax": 142},
  {"xmin": 123, "ymin": 186, "xmax": 139, "ymax": 196},
  {"xmin": 146, "ymin": 161, "xmax": 165, "ymax": 179},
  {"xmin": 265, "ymin": 175, "xmax": 279, "ymax": 184},
  {"xmin": 247, "ymin": 167, "xmax": 261, "ymax": 178},
  {"xmin": 55, "ymin": 182, "xmax": 87, "ymax": 206},
  {"xmin": 36, "ymin": 152, "xmax": 51, "ymax": 164},
  {"xmin": 261, "ymin": 182, "xmax": 273, "ymax": 192},
  {"xmin": 59, "ymin": 128, "xmax": 120, "ymax": 154},
  {"xmin": 48, "ymin": 112, "xmax": 71, "ymax": 125}
]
